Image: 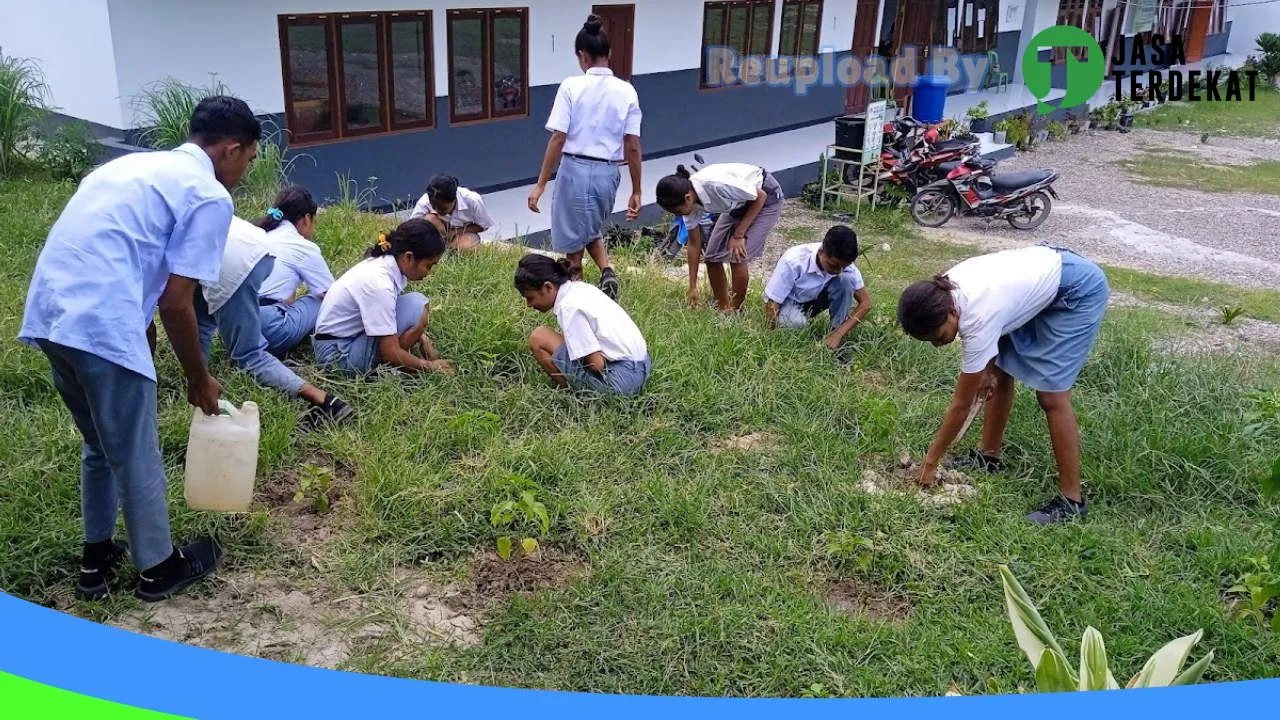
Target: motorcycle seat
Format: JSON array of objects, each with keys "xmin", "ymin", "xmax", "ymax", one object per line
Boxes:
[
  {"xmin": 937, "ymin": 160, "xmax": 961, "ymax": 174},
  {"xmin": 989, "ymin": 169, "xmax": 1055, "ymax": 192},
  {"xmin": 932, "ymin": 138, "xmax": 975, "ymax": 152}
]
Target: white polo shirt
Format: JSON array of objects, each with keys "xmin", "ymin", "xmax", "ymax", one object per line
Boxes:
[
  {"xmin": 409, "ymin": 187, "xmax": 494, "ymax": 230},
  {"xmin": 201, "ymin": 217, "xmax": 271, "ymax": 314},
  {"xmin": 684, "ymin": 163, "xmax": 764, "ymax": 227},
  {"xmin": 546, "ymin": 67, "xmax": 642, "ymax": 161},
  {"xmin": 553, "ymin": 281, "xmax": 648, "ymax": 363},
  {"xmin": 947, "ymin": 246, "xmax": 1063, "ymax": 374},
  {"xmin": 764, "ymin": 243, "xmax": 866, "ymax": 306},
  {"xmin": 259, "ymin": 221, "xmax": 336, "ymax": 303},
  {"xmin": 315, "ymin": 255, "xmax": 413, "ymax": 338}
]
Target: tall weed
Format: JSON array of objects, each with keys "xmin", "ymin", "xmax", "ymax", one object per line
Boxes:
[
  {"xmin": 131, "ymin": 76, "xmax": 229, "ymax": 150},
  {"xmin": 0, "ymin": 48, "xmax": 50, "ymax": 177}
]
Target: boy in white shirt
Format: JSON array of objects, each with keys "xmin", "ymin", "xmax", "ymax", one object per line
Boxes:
[
  {"xmin": 514, "ymin": 254, "xmax": 651, "ymax": 396},
  {"xmin": 764, "ymin": 225, "xmax": 873, "ymax": 351},
  {"xmin": 409, "ymin": 174, "xmax": 492, "ymax": 252}
]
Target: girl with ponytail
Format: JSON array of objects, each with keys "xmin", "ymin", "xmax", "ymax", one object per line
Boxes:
[
  {"xmin": 527, "ymin": 13, "xmax": 643, "ymax": 302},
  {"xmin": 313, "ymin": 219, "xmax": 456, "ymax": 376},
  {"xmin": 655, "ymin": 161, "xmax": 785, "ymax": 313},
  {"xmin": 408, "ymin": 174, "xmax": 493, "ymax": 252},
  {"xmin": 897, "ymin": 245, "xmax": 1110, "ymax": 525},
  {"xmin": 253, "ymin": 185, "xmax": 336, "ymax": 358}
]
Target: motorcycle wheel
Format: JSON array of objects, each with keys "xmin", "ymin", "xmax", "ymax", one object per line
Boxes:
[
  {"xmin": 1007, "ymin": 190, "xmax": 1052, "ymax": 230},
  {"xmin": 910, "ymin": 189, "xmax": 957, "ymax": 228}
]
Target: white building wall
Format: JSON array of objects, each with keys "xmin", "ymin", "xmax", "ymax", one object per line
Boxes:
[
  {"xmin": 104, "ymin": 0, "xmax": 854, "ymax": 126},
  {"xmin": 1227, "ymin": 3, "xmax": 1280, "ymax": 56},
  {"xmin": 1012, "ymin": 0, "xmax": 1062, "ymax": 79},
  {"xmin": 0, "ymin": 0, "xmax": 125, "ymax": 128}
]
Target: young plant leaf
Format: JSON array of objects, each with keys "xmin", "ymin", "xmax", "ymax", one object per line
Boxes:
[
  {"xmin": 1264, "ymin": 455, "xmax": 1280, "ymax": 497},
  {"xmin": 1035, "ymin": 648, "xmax": 1077, "ymax": 693},
  {"xmin": 496, "ymin": 536, "xmax": 513, "ymax": 561},
  {"xmin": 1078, "ymin": 627, "xmax": 1116, "ymax": 691},
  {"xmin": 1000, "ymin": 566, "xmax": 1067, "ymax": 669},
  {"xmin": 1170, "ymin": 650, "xmax": 1214, "ymax": 686},
  {"xmin": 1130, "ymin": 630, "xmax": 1203, "ymax": 687},
  {"xmin": 521, "ymin": 538, "xmax": 539, "ymax": 555}
]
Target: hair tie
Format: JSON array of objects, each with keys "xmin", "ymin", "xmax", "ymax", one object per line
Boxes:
[
  {"xmin": 266, "ymin": 207, "xmax": 284, "ymax": 221},
  {"xmin": 378, "ymin": 233, "xmax": 391, "ymax": 251}
]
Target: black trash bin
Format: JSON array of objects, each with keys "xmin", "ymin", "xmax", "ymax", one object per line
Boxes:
[{"xmin": 835, "ymin": 115, "xmax": 867, "ymax": 162}]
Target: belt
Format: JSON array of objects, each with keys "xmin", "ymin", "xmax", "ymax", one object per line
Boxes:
[
  {"xmin": 259, "ymin": 298, "xmax": 281, "ymax": 307},
  {"xmin": 564, "ymin": 152, "xmax": 621, "ymax": 164},
  {"xmin": 314, "ymin": 333, "xmax": 354, "ymax": 342}
]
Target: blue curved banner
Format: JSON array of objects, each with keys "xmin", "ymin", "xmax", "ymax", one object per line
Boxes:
[{"xmin": 0, "ymin": 591, "xmax": 1274, "ymax": 718}]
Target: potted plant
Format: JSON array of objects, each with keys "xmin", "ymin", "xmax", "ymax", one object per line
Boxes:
[
  {"xmin": 966, "ymin": 100, "xmax": 991, "ymax": 133},
  {"xmin": 992, "ymin": 118, "xmax": 1009, "ymax": 145},
  {"xmin": 1118, "ymin": 99, "xmax": 1136, "ymax": 132},
  {"xmin": 1065, "ymin": 112, "xmax": 1082, "ymax": 135},
  {"xmin": 1088, "ymin": 107, "xmax": 1102, "ymax": 130},
  {"xmin": 1101, "ymin": 102, "xmax": 1120, "ymax": 130}
]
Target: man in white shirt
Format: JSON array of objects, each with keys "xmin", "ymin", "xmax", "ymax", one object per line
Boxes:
[{"xmin": 764, "ymin": 226, "xmax": 873, "ymax": 351}]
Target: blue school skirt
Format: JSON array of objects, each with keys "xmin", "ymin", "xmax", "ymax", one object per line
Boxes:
[
  {"xmin": 551, "ymin": 155, "xmax": 621, "ymax": 254},
  {"xmin": 552, "ymin": 344, "xmax": 651, "ymax": 396},
  {"xmin": 996, "ymin": 248, "xmax": 1109, "ymax": 393}
]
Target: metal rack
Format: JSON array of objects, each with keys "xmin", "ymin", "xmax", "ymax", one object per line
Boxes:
[{"xmin": 819, "ymin": 145, "xmax": 882, "ymax": 220}]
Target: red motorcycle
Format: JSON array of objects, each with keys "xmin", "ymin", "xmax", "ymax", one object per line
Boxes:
[
  {"xmin": 909, "ymin": 155, "xmax": 1059, "ymax": 230},
  {"xmin": 858, "ymin": 116, "xmax": 982, "ymax": 203}
]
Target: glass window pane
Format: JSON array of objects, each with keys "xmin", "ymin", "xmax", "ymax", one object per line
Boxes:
[
  {"xmin": 728, "ymin": 7, "xmax": 749, "ymax": 54},
  {"xmin": 341, "ymin": 20, "xmax": 382, "ymax": 131},
  {"xmin": 287, "ymin": 24, "xmax": 333, "ymax": 135},
  {"xmin": 492, "ymin": 15, "xmax": 525, "ymax": 114},
  {"xmin": 780, "ymin": 4, "xmax": 799, "ymax": 55},
  {"xmin": 749, "ymin": 5, "xmax": 772, "ymax": 55},
  {"xmin": 703, "ymin": 7, "xmax": 725, "ymax": 49},
  {"xmin": 390, "ymin": 19, "xmax": 429, "ymax": 125},
  {"xmin": 800, "ymin": 2, "xmax": 821, "ymax": 55},
  {"xmin": 451, "ymin": 16, "xmax": 484, "ymax": 118}
]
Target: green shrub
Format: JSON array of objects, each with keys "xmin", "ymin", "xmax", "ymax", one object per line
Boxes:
[
  {"xmin": 0, "ymin": 48, "xmax": 50, "ymax": 177},
  {"xmin": 37, "ymin": 122, "xmax": 102, "ymax": 181},
  {"xmin": 131, "ymin": 76, "xmax": 229, "ymax": 150},
  {"xmin": 1253, "ymin": 33, "xmax": 1280, "ymax": 85},
  {"xmin": 1047, "ymin": 120, "xmax": 1068, "ymax": 141}
]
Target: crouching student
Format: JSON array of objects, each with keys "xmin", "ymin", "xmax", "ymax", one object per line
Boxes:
[
  {"xmin": 764, "ymin": 225, "xmax": 872, "ymax": 351},
  {"xmin": 254, "ymin": 185, "xmax": 335, "ymax": 357},
  {"xmin": 514, "ymin": 254, "xmax": 651, "ymax": 396},
  {"xmin": 196, "ymin": 216, "xmax": 354, "ymax": 428},
  {"xmin": 896, "ymin": 245, "xmax": 1109, "ymax": 525},
  {"xmin": 313, "ymin": 219, "xmax": 456, "ymax": 376},
  {"xmin": 656, "ymin": 163, "xmax": 785, "ymax": 313},
  {"xmin": 409, "ymin": 174, "xmax": 493, "ymax": 252}
]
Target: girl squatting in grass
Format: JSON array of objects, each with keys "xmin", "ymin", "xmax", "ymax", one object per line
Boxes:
[
  {"xmin": 313, "ymin": 219, "xmax": 456, "ymax": 376},
  {"xmin": 656, "ymin": 162, "xmax": 785, "ymax": 313},
  {"xmin": 515, "ymin": 254, "xmax": 652, "ymax": 396},
  {"xmin": 897, "ymin": 245, "xmax": 1110, "ymax": 525},
  {"xmin": 409, "ymin": 174, "xmax": 493, "ymax": 253},
  {"xmin": 528, "ymin": 14, "xmax": 643, "ymax": 301}
]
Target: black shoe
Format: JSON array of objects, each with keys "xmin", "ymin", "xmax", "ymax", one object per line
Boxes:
[
  {"xmin": 76, "ymin": 540, "xmax": 129, "ymax": 601},
  {"xmin": 1027, "ymin": 495, "xmax": 1088, "ymax": 525},
  {"xmin": 599, "ymin": 268, "xmax": 620, "ymax": 302},
  {"xmin": 944, "ymin": 449, "xmax": 1004, "ymax": 474},
  {"xmin": 301, "ymin": 395, "xmax": 355, "ymax": 432},
  {"xmin": 135, "ymin": 537, "xmax": 222, "ymax": 602}
]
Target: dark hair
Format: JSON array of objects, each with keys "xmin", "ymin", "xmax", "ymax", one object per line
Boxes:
[
  {"xmin": 656, "ymin": 165, "xmax": 694, "ymax": 211},
  {"xmin": 367, "ymin": 218, "xmax": 446, "ymax": 261},
  {"xmin": 514, "ymin": 254, "xmax": 572, "ymax": 292},
  {"xmin": 575, "ymin": 14, "xmax": 611, "ymax": 60},
  {"xmin": 897, "ymin": 276, "xmax": 958, "ymax": 337},
  {"xmin": 188, "ymin": 95, "xmax": 262, "ymax": 146},
  {"xmin": 426, "ymin": 174, "xmax": 459, "ymax": 205},
  {"xmin": 822, "ymin": 225, "xmax": 859, "ymax": 264},
  {"xmin": 254, "ymin": 185, "xmax": 318, "ymax": 232}
]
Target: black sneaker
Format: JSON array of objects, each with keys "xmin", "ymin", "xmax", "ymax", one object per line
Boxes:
[
  {"xmin": 301, "ymin": 395, "xmax": 355, "ymax": 432},
  {"xmin": 944, "ymin": 449, "xmax": 1004, "ymax": 474},
  {"xmin": 77, "ymin": 540, "xmax": 129, "ymax": 601},
  {"xmin": 1027, "ymin": 495, "xmax": 1088, "ymax": 525},
  {"xmin": 135, "ymin": 537, "xmax": 222, "ymax": 602},
  {"xmin": 599, "ymin": 267, "xmax": 620, "ymax": 302}
]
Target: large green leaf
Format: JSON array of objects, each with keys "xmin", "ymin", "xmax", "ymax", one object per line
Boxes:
[
  {"xmin": 1264, "ymin": 455, "xmax": 1280, "ymax": 497},
  {"xmin": 1078, "ymin": 627, "xmax": 1118, "ymax": 690},
  {"xmin": 1170, "ymin": 650, "xmax": 1214, "ymax": 686},
  {"xmin": 1000, "ymin": 566, "xmax": 1067, "ymax": 669},
  {"xmin": 1129, "ymin": 630, "xmax": 1203, "ymax": 688},
  {"xmin": 1035, "ymin": 648, "xmax": 1077, "ymax": 693}
]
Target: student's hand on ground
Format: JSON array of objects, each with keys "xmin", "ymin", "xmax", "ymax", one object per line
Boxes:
[
  {"xmin": 626, "ymin": 192, "xmax": 642, "ymax": 221},
  {"xmin": 427, "ymin": 359, "xmax": 456, "ymax": 375},
  {"xmin": 729, "ymin": 235, "xmax": 747, "ymax": 262},
  {"xmin": 916, "ymin": 461, "xmax": 937, "ymax": 488},
  {"xmin": 822, "ymin": 333, "xmax": 842, "ymax": 352},
  {"xmin": 527, "ymin": 185, "xmax": 545, "ymax": 213},
  {"xmin": 687, "ymin": 286, "xmax": 700, "ymax": 308},
  {"xmin": 188, "ymin": 374, "xmax": 224, "ymax": 416}
]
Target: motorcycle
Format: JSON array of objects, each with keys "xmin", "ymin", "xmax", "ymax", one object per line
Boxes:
[
  {"xmin": 909, "ymin": 155, "xmax": 1059, "ymax": 231},
  {"xmin": 655, "ymin": 153, "xmax": 722, "ymax": 260},
  {"xmin": 844, "ymin": 115, "xmax": 983, "ymax": 198}
]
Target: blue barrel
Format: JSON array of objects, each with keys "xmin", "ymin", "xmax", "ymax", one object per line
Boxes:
[{"xmin": 912, "ymin": 75, "xmax": 950, "ymax": 124}]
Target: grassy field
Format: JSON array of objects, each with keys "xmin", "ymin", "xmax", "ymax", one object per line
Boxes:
[
  {"xmin": 1117, "ymin": 150, "xmax": 1280, "ymax": 196},
  {"xmin": 1134, "ymin": 88, "xmax": 1280, "ymax": 139},
  {"xmin": 1, "ymin": 173, "xmax": 1278, "ymax": 697}
]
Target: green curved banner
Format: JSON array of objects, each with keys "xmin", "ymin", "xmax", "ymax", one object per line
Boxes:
[{"xmin": 0, "ymin": 671, "xmax": 190, "ymax": 719}]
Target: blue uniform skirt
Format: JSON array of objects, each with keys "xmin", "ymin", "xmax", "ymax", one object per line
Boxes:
[
  {"xmin": 995, "ymin": 248, "xmax": 1109, "ymax": 393},
  {"xmin": 551, "ymin": 155, "xmax": 621, "ymax": 254}
]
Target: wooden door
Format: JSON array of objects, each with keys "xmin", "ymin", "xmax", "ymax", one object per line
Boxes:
[
  {"xmin": 592, "ymin": 4, "xmax": 635, "ymax": 81},
  {"xmin": 1184, "ymin": 2, "xmax": 1210, "ymax": 62},
  {"xmin": 891, "ymin": 0, "xmax": 938, "ymax": 113},
  {"xmin": 845, "ymin": 0, "xmax": 883, "ymax": 114}
]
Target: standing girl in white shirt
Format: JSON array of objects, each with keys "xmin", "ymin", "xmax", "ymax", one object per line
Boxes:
[
  {"xmin": 408, "ymin": 174, "xmax": 493, "ymax": 252},
  {"xmin": 313, "ymin": 219, "xmax": 456, "ymax": 377},
  {"xmin": 527, "ymin": 14, "xmax": 643, "ymax": 302},
  {"xmin": 253, "ymin": 185, "xmax": 335, "ymax": 358},
  {"xmin": 656, "ymin": 163, "xmax": 785, "ymax": 313},
  {"xmin": 896, "ymin": 245, "xmax": 1110, "ymax": 525},
  {"xmin": 514, "ymin": 254, "xmax": 651, "ymax": 396}
]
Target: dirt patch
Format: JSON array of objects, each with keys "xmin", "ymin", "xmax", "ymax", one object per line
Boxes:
[
  {"xmin": 260, "ymin": 451, "xmax": 358, "ymax": 556},
  {"xmin": 450, "ymin": 548, "xmax": 589, "ymax": 613},
  {"xmin": 710, "ymin": 431, "xmax": 780, "ymax": 453},
  {"xmin": 857, "ymin": 452, "xmax": 978, "ymax": 508},
  {"xmin": 824, "ymin": 578, "xmax": 913, "ymax": 622}
]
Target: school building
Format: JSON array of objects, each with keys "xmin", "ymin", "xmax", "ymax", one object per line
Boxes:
[{"xmin": 2, "ymin": 0, "xmax": 1247, "ymax": 244}]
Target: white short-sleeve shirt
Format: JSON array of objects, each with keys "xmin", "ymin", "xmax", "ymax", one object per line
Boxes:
[
  {"xmin": 19, "ymin": 143, "xmax": 233, "ymax": 381},
  {"xmin": 408, "ymin": 187, "xmax": 493, "ymax": 231},
  {"xmin": 315, "ymin": 255, "xmax": 412, "ymax": 339},
  {"xmin": 764, "ymin": 243, "xmax": 866, "ymax": 306},
  {"xmin": 259, "ymin": 221, "xmax": 336, "ymax": 302},
  {"xmin": 685, "ymin": 163, "xmax": 764, "ymax": 226},
  {"xmin": 553, "ymin": 281, "xmax": 648, "ymax": 363},
  {"xmin": 947, "ymin": 246, "xmax": 1064, "ymax": 374},
  {"xmin": 202, "ymin": 217, "xmax": 271, "ymax": 314},
  {"xmin": 546, "ymin": 67, "xmax": 642, "ymax": 161}
]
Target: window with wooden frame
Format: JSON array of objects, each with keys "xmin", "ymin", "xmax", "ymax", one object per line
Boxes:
[
  {"xmin": 1208, "ymin": 0, "xmax": 1226, "ymax": 34},
  {"xmin": 278, "ymin": 11, "xmax": 434, "ymax": 145},
  {"xmin": 446, "ymin": 7, "xmax": 529, "ymax": 124},
  {"xmin": 1054, "ymin": 0, "xmax": 1102, "ymax": 62},
  {"xmin": 700, "ymin": 1, "xmax": 775, "ymax": 88},
  {"xmin": 779, "ymin": 0, "xmax": 823, "ymax": 56}
]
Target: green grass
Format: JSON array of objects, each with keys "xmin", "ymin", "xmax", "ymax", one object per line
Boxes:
[
  {"xmin": 1102, "ymin": 265, "xmax": 1280, "ymax": 323},
  {"xmin": 1134, "ymin": 88, "xmax": 1280, "ymax": 139},
  {"xmin": 2, "ymin": 175, "xmax": 1278, "ymax": 697},
  {"xmin": 1117, "ymin": 151, "xmax": 1280, "ymax": 196}
]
